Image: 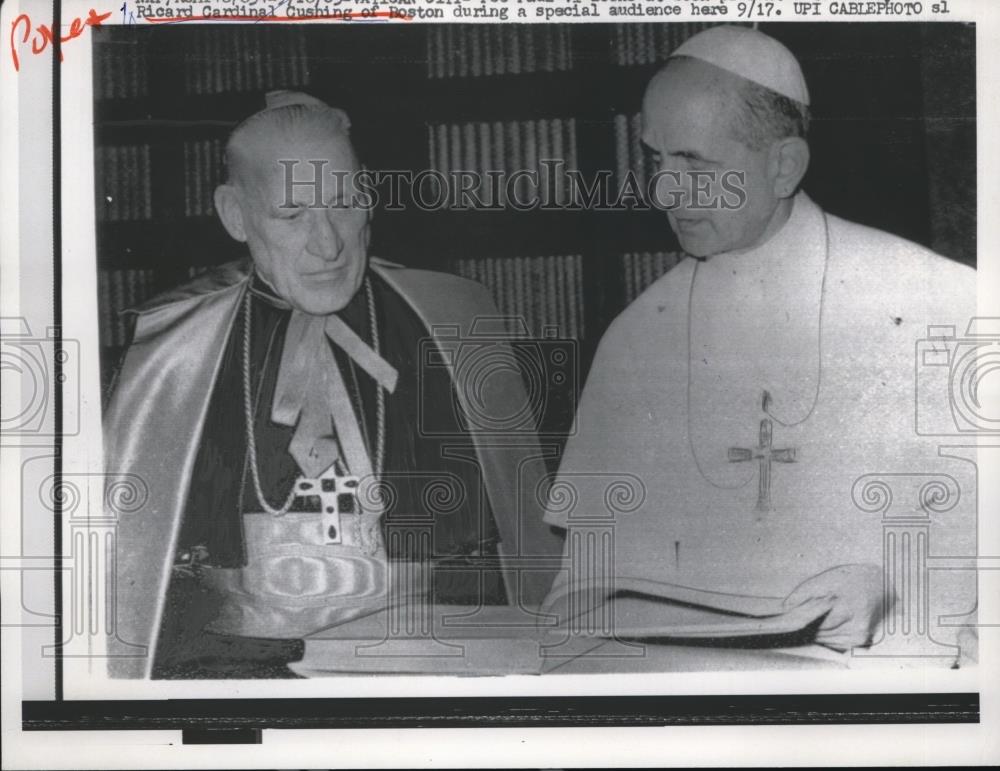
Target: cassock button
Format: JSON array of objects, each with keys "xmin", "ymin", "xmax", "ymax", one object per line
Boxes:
[{"xmin": 327, "ymin": 525, "xmax": 338, "ymax": 540}]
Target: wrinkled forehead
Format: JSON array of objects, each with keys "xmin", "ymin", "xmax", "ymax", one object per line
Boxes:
[
  {"xmin": 641, "ymin": 58, "xmax": 742, "ymax": 145},
  {"xmin": 232, "ymin": 124, "xmax": 359, "ymax": 198}
]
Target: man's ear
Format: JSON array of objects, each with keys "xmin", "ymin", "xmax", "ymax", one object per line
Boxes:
[
  {"xmin": 214, "ymin": 184, "xmax": 248, "ymax": 242},
  {"xmin": 770, "ymin": 137, "xmax": 810, "ymax": 199}
]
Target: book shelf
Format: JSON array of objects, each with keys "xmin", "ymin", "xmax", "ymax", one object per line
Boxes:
[
  {"xmin": 93, "ymin": 22, "xmax": 976, "ymax": 435},
  {"xmin": 92, "ymin": 22, "xmax": 714, "ymax": 424}
]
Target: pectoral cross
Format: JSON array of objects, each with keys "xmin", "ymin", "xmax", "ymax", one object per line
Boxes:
[
  {"xmin": 727, "ymin": 418, "xmax": 797, "ymax": 516},
  {"xmin": 292, "ymin": 467, "xmax": 360, "ymax": 545}
]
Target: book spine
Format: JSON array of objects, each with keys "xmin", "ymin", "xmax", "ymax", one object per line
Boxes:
[
  {"xmin": 470, "ymin": 25, "xmax": 482, "ymax": 78},
  {"xmin": 549, "ymin": 118, "xmax": 569, "ymax": 206},
  {"xmin": 233, "ymin": 28, "xmax": 243, "ymax": 93},
  {"xmin": 183, "ymin": 31, "xmax": 193, "ymax": 94},
  {"xmin": 449, "ymin": 123, "xmax": 463, "ymax": 202},
  {"xmin": 507, "ymin": 24, "xmax": 520, "ymax": 76},
  {"xmin": 536, "ymin": 119, "xmax": 550, "ymax": 208},
  {"xmin": 214, "ymin": 27, "xmax": 225, "ymax": 93},
  {"xmin": 491, "ymin": 120, "xmax": 505, "ymax": 208},
  {"xmin": 96, "ymin": 41, "xmax": 110, "ymax": 100},
  {"xmin": 198, "ymin": 140, "xmax": 208, "ymax": 216},
  {"xmin": 108, "ymin": 146, "xmax": 120, "ymax": 222},
  {"xmin": 483, "ymin": 256, "xmax": 496, "ymax": 317},
  {"xmin": 436, "ymin": 123, "xmax": 450, "ymax": 177},
  {"xmin": 223, "ymin": 28, "xmax": 234, "ymax": 93},
  {"xmin": 428, "ymin": 125, "xmax": 437, "ymax": 179},
  {"xmin": 262, "ymin": 27, "xmax": 274, "ymax": 90},
  {"xmin": 482, "ymin": 24, "xmax": 494, "ymax": 78},
  {"xmin": 183, "ymin": 142, "xmax": 193, "ymax": 218},
  {"xmin": 554, "ymin": 255, "xmax": 567, "ymax": 339},
  {"xmin": 522, "ymin": 121, "xmax": 537, "ymax": 207},
  {"xmin": 94, "ymin": 147, "xmax": 106, "ymax": 222},
  {"xmin": 277, "ymin": 31, "xmax": 290, "ymax": 89},
  {"xmin": 462, "ymin": 122, "xmax": 476, "ymax": 206},
  {"xmin": 98, "ymin": 270, "xmax": 112, "ymax": 346},
  {"xmin": 497, "ymin": 256, "xmax": 509, "ymax": 324},
  {"xmin": 110, "ymin": 269, "xmax": 125, "ymax": 347},
  {"xmin": 252, "ymin": 27, "xmax": 264, "ymax": 90},
  {"xmin": 123, "ymin": 146, "xmax": 135, "ymax": 220},
  {"xmin": 525, "ymin": 257, "xmax": 538, "ymax": 336},
  {"xmin": 614, "ymin": 114, "xmax": 628, "ymax": 190},
  {"xmin": 505, "ymin": 121, "xmax": 521, "ymax": 206},
  {"xmin": 436, "ymin": 26, "xmax": 447, "ymax": 79},
  {"xmin": 294, "ymin": 28, "xmax": 308, "ymax": 85},
  {"xmin": 491, "ymin": 25, "xmax": 504, "ymax": 77},
  {"xmin": 193, "ymin": 28, "xmax": 203, "ymax": 95},
  {"xmin": 523, "ymin": 26, "xmax": 537, "ymax": 73},
  {"xmin": 628, "ymin": 112, "xmax": 644, "ymax": 189},
  {"xmin": 477, "ymin": 121, "xmax": 491, "ymax": 206},
  {"xmin": 456, "ymin": 25, "xmax": 469, "ymax": 78},
  {"xmin": 426, "ymin": 26, "xmax": 436, "ymax": 80},
  {"xmin": 199, "ymin": 29, "xmax": 210, "ymax": 95},
  {"xmin": 444, "ymin": 25, "xmax": 455, "ymax": 79}
]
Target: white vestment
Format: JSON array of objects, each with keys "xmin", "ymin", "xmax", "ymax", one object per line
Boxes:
[{"xmin": 544, "ymin": 192, "xmax": 977, "ymax": 648}]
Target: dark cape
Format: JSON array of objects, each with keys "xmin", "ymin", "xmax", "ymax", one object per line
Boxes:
[
  {"xmin": 105, "ymin": 258, "xmax": 564, "ymax": 678},
  {"xmin": 153, "ymin": 272, "xmax": 506, "ymax": 676}
]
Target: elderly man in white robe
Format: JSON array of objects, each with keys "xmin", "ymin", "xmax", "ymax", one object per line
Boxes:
[{"xmin": 542, "ymin": 26, "xmax": 977, "ymax": 661}]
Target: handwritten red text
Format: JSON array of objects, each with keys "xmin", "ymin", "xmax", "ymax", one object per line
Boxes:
[{"xmin": 10, "ymin": 8, "xmax": 111, "ymax": 72}]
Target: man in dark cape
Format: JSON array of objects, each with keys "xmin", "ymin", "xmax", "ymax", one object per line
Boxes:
[{"xmin": 105, "ymin": 92, "xmax": 562, "ymax": 678}]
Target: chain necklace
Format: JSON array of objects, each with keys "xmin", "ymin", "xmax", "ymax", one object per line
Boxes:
[
  {"xmin": 243, "ymin": 276, "xmax": 386, "ymax": 517},
  {"xmin": 684, "ymin": 213, "xmax": 830, "ymax": 490}
]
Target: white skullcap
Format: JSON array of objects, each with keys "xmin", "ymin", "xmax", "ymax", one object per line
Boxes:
[{"xmin": 672, "ymin": 25, "xmax": 809, "ymax": 106}]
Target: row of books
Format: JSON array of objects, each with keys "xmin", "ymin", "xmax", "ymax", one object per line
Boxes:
[
  {"xmin": 426, "ymin": 24, "xmax": 573, "ymax": 79},
  {"xmin": 94, "ymin": 35, "xmax": 149, "ymax": 100},
  {"xmin": 94, "ymin": 22, "xmax": 711, "ymax": 104},
  {"xmin": 182, "ymin": 27, "xmax": 309, "ymax": 96},
  {"xmin": 183, "ymin": 139, "xmax": 227, "ymax": 218},
  {"xmin": 94, "ymin": 145, "xmax": 153, "ymax": 222},
  {"xmin": 614, "ymin": 112, "xmax": 658, "ymax": 191},
  {"xmin": 427, "ymin": 118, "xmax": 579, "ymax": 208},
  {"xmin": 454, "ymin": 255, "xmax": 584, "ymax": 340},
  {"xmin": 622, "ymin": 251, "xmax": 683, "ymax": 304},
  {"xmin": 613, "ymin": 22, "xmax": 712, "ymax": 67},
  {"xmin": 96, "ymin": 113, "xmax": 655, "ymax": 224},
  {"xmin": 98, "ymin": 266, "xmax": 209, "ymax": 348}
]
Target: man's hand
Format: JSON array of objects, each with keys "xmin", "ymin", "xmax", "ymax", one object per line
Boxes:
[{"xmin": 784, "ymin": 564, "xmax": 890, "ymax": 651}]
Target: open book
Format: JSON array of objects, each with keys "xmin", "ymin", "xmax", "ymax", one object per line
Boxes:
[
  {"xmin": 289, "ymin": 575, "xmax": 835, "ymax": 676},
  {"xmin": 541, "ymin": 574, "xmax": 836, "ymax": 638}
]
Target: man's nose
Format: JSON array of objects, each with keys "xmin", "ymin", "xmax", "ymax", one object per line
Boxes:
[{"xmin": 306, "ymin": 209, "xmax": 343, "ymax": 258}]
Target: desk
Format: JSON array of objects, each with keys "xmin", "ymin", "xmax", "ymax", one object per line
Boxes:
[{"xmin": 290, "ymin": 604, "xmax": 847, "ymax": 676}]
